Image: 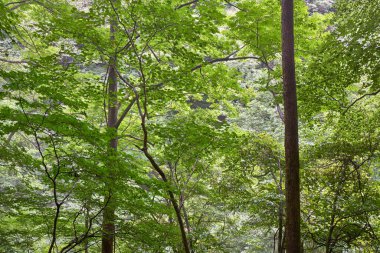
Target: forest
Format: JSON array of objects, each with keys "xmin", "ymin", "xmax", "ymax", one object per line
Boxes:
[{"xmin": 0, "ymin": 0, "xmax": 379, "ymax": 252}]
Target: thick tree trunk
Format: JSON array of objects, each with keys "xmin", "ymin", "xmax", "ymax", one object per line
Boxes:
[
  {"xmin": 102, "ymin": 4, "xmax": 118, "ymax": 252},
  {"xmin": 281, "ymin": 0, "xmax": 301, "ymax": 252}
]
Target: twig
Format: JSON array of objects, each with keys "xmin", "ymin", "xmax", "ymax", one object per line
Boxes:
[
  {"xmin": 115, "ymin": 97, "xmax": 136, "ymax": 129},
  {"xmin": 224, "ymin": 0, "xmax": 246, "ymax": 12},
  {"xmin": 60, "ymin": 194, "xmax": 111, "ymax": 253},
  {"xmin": 191, "ymin": 56, "xmax": 259, "ymax": 71},
  {"xmin": 175, "ymin": 0, "xmax": 199, "ymax": 10},
  {"xmin": 343, "ymin": 89, "xmax": 380, "ymax": 114},
  {"xmin": 5, "ymin": 0, "xmax": 31, "ymax": 10},
  {"xmin": 0, "ymin": 57, "xmax": 29, "ymax": 64}
]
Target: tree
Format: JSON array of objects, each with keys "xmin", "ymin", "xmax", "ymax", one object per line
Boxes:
[
  {"xmin": 1, "ymin": 0, "xmax": 378, "ymax": 252},
  {"xmin": 0, "ymin": 0, "xmax": 244, "ymax": 251},
  {"xmin": 301, "ymin": 106, "xmax": 380, "ymax": 252},
  {"xmin": 298, "ymin": 0, "xmax": 380, "ymax": 251},
  {"xmin": 281, "ymin": 0, "xmax": 301, "ymax": 252},
  {"xmin": 102, "ymin": 1, "xmax": 119, "ymax": 252}
]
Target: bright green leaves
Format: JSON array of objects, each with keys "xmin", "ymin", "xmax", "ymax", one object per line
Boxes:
[
  {"xmin": 228, "ymin": 0, "xmax": 326, "ymax": 61},
  {"xmin": 229, "ymin": 0, "xmax": 281, "ymax": 59},
  {"xmin": 0, "ymin": 1, "xmax": 19, "ymax": 38},
  {"xmin": 2, "ymin": 0, "xmax": 378, "ymax": 252},
  {"xmin": 299, "ymin": 0, "xmax": 380, "ymax": 117}
]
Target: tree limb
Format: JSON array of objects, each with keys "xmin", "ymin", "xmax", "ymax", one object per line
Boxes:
[
  {"xmin": 343, "ymin": 89, "xmax": 380, "ymax": 114},
  {"xmin": 191, "ymin": 56, "xmax": 259, "ymax": 71},
  {"xmin": 0, "ymin": 57, "xmax": 29, "ymax": 64},
  {"xmin": 115, "ymin": 97, "xmax": 136, "ymax": 129},
  {"xmin": 224, "ymin": 0, "xmax": 246, "ymax": 12},
  {"xmin": 175, "ymin": 0, "xmax": 199, "ymax": 10}
]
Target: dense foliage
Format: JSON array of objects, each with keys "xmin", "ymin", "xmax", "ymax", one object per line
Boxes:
[{"xmin": 0, "ymin": 0, "xmax": 379, "ymax": 252}]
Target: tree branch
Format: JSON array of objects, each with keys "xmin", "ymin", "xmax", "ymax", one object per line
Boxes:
[
  {"xmin": 175, "ymin": 0, "xmax": 199, "ymax": 10},
  {"xmin": 191, "ymin": 56, "xmax": 259, "ymax": 71},
  {"xmin": 115, "ymin": 97, "xmax": 136, "ymax": 129},
  {"xmin": 5, "ymin": 0, "xmax": 31, "ymax": 10},
  {"xmin": 343, "ymin": 89, "xmax": 380, "ymax": 114},
  {"xmin": 60, "ymin": 194, "xmax": 111, "ymax": 253},
  {"xmin": 116, "ymin": 67, "xmax": 192, "ymax": 253},
  {"xmin": 224, "ymin": 0, "xmax": 246, "ymax": 12},
  {"xmin": 0, "ymin": 57, "xmax": 29, "ymax": 64}
]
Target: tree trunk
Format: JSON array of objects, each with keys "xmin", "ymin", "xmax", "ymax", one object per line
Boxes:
[
  {"xmin": 277, "ymin": 204, "xmax": 284, "ymax": 253},
  {"xmin": 281, "ymin": 0, "xmax": 301, "ymax": 252},
  {"xmin": 84, "ymin": 203, "xmax": 90, "ymax": 253},
  {"xmin": 102, "ymin": 3, "xmax": 118, "ymax": 252},
  {"xmin": 182, "ymin": 204, "xmax": 194, "ymax": 253},
  {"xmin": 278, "ymin": 168, "xmax": 284, "ymax": 253}
]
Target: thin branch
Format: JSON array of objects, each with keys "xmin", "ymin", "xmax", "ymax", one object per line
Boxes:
[
  {"xmin": 269, "ymin": 90, "xmax": 284, "ymax": 123},
  {"xmin": 191, "ymin": 56, "xmax": 259, "ymax": 71},
  {"xmin": 148, "ymin": 45, "xmax": 161, "ymax": 63},
  {"xmin": 33, "ymin": 132, "xmax": 60, "ymax": 253},
  {"xmin": 224, "ymin": 0, "xmax": 246, "ymax": 12},
  {"xmin": 118, "ymin": 134, "xmax": 154, "ymax": 146},
  {"xmin": 5, "ymin": 0, "xmax": 31, "ymax": 10},
  {"xmin": 102, "ymin": 64, "xmax": 110, "ymax": 126},
  {"xmin": 108, "ymin": 0, "xmax": 138, "ymax": 53},
  {"xmin": 343, "ymin": 89, "xmax": 380, "ymax": 114},
  {"xmin": 117, "ymin": 65, "xmax": 192, "ymax": 253},
  {"xmin": 5, "ymin": 0, "xmax": 30, "ymax": 6},
  {"xmin": 324, "ymin": 89, "xmax": 345, "ymax": 108},
  {"xmin": 175, "ymin": 0, "xmax": 199, "ymax": 10},
  {"xmin": 60, "ymin": 194, "xmax": 111, "ymax": 253},
  {"xmin": 115, "ymin": 97, "xmax": 136, "ymax": 129},
  {"xmin": 7, "ymin": 132, "xmax": 16, "ymax": 142},
  {"xmin": 0, "ymin": 57, "xmax": 29, "ymax": 64}
]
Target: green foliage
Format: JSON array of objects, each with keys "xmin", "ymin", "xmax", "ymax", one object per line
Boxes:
[
  {"xmin": 299, "ymin": 0, "xmax": 380, "ymax": 117},
  {"xmin": 0, "ymin": 0, "xmax": 379, "ymax": 252}
]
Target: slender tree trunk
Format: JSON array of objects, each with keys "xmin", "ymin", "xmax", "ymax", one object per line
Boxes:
[
  {"xmin": 85, "ymin": 203, "xmax": 90, "ymax": 253},
  {"xmin": 281, "ymin": 0, "xmax": 301, "ymax": 252},
  {"xmin": 278, "ymin": 165, "xmax": 284, "ymax": 253},
  {"xmin": 169, "ymin": 191, "xmax": 191, "ymax": 253},
  {"xmin": 102, "ymin": 3, "xmax": 118, "ymax": 252},
  {"xmin": 182, "ymin": 204, "xmax": 194, "ymax": 253},
  {"xmin": 277, "ymin": 203, "xmax": 283, "ymax": 253}
]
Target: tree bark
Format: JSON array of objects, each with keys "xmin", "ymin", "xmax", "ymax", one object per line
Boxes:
[
  {"xmin": 278, "ymin": 164, "xmax": 284, "ymax": 253},
  {"xmin": 281, "ymin": 0, "xmax": 301, "ymax": 252},
  {"xmin": 102, "ymin": 2, "xmax": 118, "ymax": 252}
]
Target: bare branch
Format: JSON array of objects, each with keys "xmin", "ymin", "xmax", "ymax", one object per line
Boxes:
[
  {"xmin": 5, "ymin": 0, "xmax": 31, "ymax": 10},
  {"xmin": 0, "ymin": 57, "xmax": 29, "ymax": 64},
  {"xmin": 148, "ymin": 45, "xmax": 161, "ymax": 63},
  {"xmin": 224, "ymin": 0, "xmax": 246, "ymax": 12},
  {"xmin": 175, "ymin": 0, "xmax": 199, "ymax": 10},
  {"xmin": 191, "ymin": 56, "xmax": 259, "ymax": 71},
  {"xmin": 60, "ymin": 194, "xmax": 112, "ymax": 253},
  {"xmin": 5, "ymin": 0, "xmax": 30, "ymax": 6},
  {"xmin": 343, "ymin": 89, "xmax": 380, "ymax": 114},
  {"xmin": 269, "ymin": 90, "xmax": 284, "ymax": 123},
  {"xmin": 115, "ymin": 97, "xmax": 136, "ymax": 129}
]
